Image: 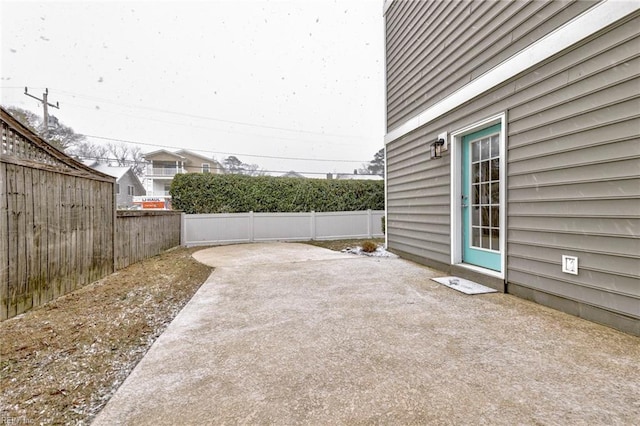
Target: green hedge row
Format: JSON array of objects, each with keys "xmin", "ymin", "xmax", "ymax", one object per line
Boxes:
[{"xmin": 170, "ymin": 173, "xmax": 384, "ymax": 214}]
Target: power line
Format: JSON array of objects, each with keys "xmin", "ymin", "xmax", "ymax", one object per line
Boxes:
[
  {"xmin": 82, "ymin": 134, "xmax": 370, "ymax": 163},
  {"xmin": 61, "ymin": 100, "xmax": 352, "ymax": 147},
  {"xmin": 53, "ymin": 88, "xmax": 365, "ymax": 139}
]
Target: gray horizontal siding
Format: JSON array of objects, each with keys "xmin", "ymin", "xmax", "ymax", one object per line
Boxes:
[
  {"xmin": 509, "ymin": 159, "xmax": 639, "ymax": 189},
  {"xmin": 509, "ymin": 179, "xmax": 640, "ymax": 202},
  {"xmin": 387, "ymin": 197, "xmax": 450, "ymax": 212},
  {"xmin": 509, "ymin": 79, "xmax": 640, "ymax": 135},
  {"xmin": 386, "ymin": 0, "xmax": 599, "ymax": 130},
  {"xmin": 508, "ymin": 230, "xmax": 639, "ymax": 258},
  {"xmin": 509, "ymin": 257, "xmax": 638, "ymax": 295},
  {"xmin": 386, "ymin": 174, "xmax": 450, "ymax": 195},
  {"xmin": 509, "ymin": 138, "xmax": 639, "ymax": 175},
  {"xmin": 386, "ymin": 123, "xmax": 452, "ymax": 265},
  {"xmin": 506, "ymin": 29, "xmax": 640, "ymax": 316},
  {"xmin": 508, "ymin": 98, "xmax": 640, "ymax": 145},
  {"xmin": 386, "ymin": 6, "xmax": 640, "ymax": 321},
  {"xmin": 509, "ymin": 119, "xmax": 640, "ymax": 162},
  {"xmin": 508, "ymin": 216, "xmax": 639, "ymax": 237},
  {"xmin": 508, "ymin": 242, "xmax": 639, "ymax": 278},
  {"xmin": 503, "ymin": 15, "xmax": 640, "ymax": 314},
  {"xmin": 387, "ymin": 234, "xmax": 451, "ymax": 264},
  {"xmin": 508, "ymin": 199, "xmax": 639, "ymax": 217},
  {"xmin": 507, "ymin": 270, "xmax": 639, "ymax": 318}
]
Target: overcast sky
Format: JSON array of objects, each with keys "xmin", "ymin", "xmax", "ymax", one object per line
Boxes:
[{"xmin": 0, "ymin": 0, "xmax": 385, "ymax": 176}]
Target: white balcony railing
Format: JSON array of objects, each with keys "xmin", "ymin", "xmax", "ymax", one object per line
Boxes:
[{"xmin": 147, "ymin": 166, "xmax": 184, "ymax": 177}]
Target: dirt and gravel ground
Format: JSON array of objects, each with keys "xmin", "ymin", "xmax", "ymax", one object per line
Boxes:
[
  {"xmin": 0, "ymin": 246, "xmax": 213, "ymax": 425},
  {"xmin": 0, "ymin": 240, "xmax": 374, "ymax": 425}
]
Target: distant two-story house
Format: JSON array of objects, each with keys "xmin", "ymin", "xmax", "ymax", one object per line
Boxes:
[
  {"xmin": 143, "ymin": 149, "xmax": 224, "ymax": 200},
  {"xmin": 83, "ymin": 161, "xmax": 146, "ymax": 209},
  {"xmin": 384, "ymin": 1, "xmax": 639, "ymax": 335},
  {"xmin": 94, "ymin": 164, "xmax": 145, "ymax": 209}
]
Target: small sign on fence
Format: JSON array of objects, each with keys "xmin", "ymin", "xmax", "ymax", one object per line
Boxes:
[{"xmin": 133, "ymin": 196, "xmax": 171, "ymax": 210}]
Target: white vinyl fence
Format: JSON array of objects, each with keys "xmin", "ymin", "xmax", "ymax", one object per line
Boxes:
[{"xmin": 181, "ymin": 210, "xmax": 385, "ymax": 246}]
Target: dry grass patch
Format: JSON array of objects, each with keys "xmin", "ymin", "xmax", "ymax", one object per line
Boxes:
[{"xmin": 0, "ymin": 246, "xmax": 212, "ymax": 425}]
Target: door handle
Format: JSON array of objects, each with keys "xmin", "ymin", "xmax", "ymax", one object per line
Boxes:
[{"xmin": 461, "ymin": 195, "xmax": 469, "ymax": 208}]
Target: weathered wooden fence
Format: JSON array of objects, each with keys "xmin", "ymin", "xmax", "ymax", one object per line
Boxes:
[
  {"xmin": 1, "ymin": 107, "xmax": 115, "ymax": 320},
  {"xmin": 1, "ymin": 108, "xmax": 185, "ymax": 320},
  {"xmin": 115, "ymin": 210, "xmax": 182, "ymax": 269},
  {"xmin": 183, "ymin": 210, "xmax": 385, "ymax": 246}
]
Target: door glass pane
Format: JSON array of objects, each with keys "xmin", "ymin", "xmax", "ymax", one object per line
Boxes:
[
  {"xmin": 472, "ymin": 163, "xmax": 480, "ymax": 184},
  {"xmin": 472, "ymin": 142, "xmax": 480, "ymax": 162},
  {"xmin": 472, "ymin": 207, "xmax": 480, "ymax": 226},
  {"xmin": 491, "ymin": 229, "xmax": 500, "ymax": 250},
  {"xmin": 480, "ymin": 184, "xmax": 489, "ymax": 204},
  {"xmin": 472, "ymin": 227, "xmax": 480, "ymax": 247},
  {"xmin": 491, "ymin": 206, "xmax": 499, "ymax": 227},
  {"xmin": 481, "ymin": 161, "xmax": 489, "ymax": 182},
  {"xmin": 481, "ymin": 138, "xmax": 490, "ymax": 160},
  {"xmin": 490, "ymin": 159, "xmax": 499, "ymax": 181},
  {"xmin": 491, "ymin": 183, "xmax": 499, "ymax": 204},
  {"xmin": 481, "ymin": 206, "xmax": 490, "ymax": 227},
  {"xmin": 490, "ymin": 135, "xmax": 499, "ymax": 157},
  {"xmin": 472, "ymin": 184, "xmax": 480, "ymax": 204},
  {"xmin": 481, "ymin": 228, "xmax": 490, "ymax": 249}
]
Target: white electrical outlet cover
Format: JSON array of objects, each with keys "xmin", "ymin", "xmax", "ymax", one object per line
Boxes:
[{"xmin": 562, "ymin": 255, "xmax": 578, "ymax": 275}]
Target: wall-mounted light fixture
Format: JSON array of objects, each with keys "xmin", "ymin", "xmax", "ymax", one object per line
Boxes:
[{"xmin": 430, "ymin": 138, "xmax": 445, "ymax": 159}]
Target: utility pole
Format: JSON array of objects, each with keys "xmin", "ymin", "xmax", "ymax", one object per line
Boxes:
[{"xmin": 24, "ymin": 87, "xmax": 59, "ymax": 135}]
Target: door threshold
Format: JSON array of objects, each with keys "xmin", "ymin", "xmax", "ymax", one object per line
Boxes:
[{"xmin": 456, "ymin": 263, "xmax": 504, "ymax": 279}]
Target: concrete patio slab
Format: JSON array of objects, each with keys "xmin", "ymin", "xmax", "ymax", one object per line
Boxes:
[{"xmin": 93, "ymin": 243, "xmax": 640, "ymax": 425}]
